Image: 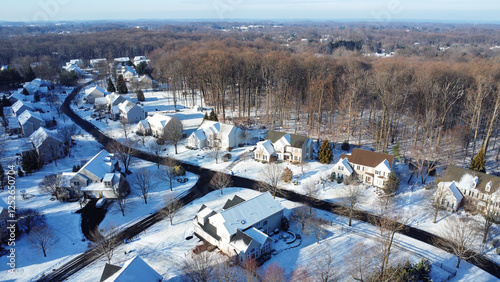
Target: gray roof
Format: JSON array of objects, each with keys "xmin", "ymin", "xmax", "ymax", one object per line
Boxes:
[
  {"xmin": 222, "ymin": 195, "xmax": 246, "ymax": 210},
  {"xmin": 440, "ymin": 166, "xmax": 500, "ymax": 195},
  {"xmin": 265, "ymin": 130, "xmax": 308, "ymax": 148},
  {"xmin": 100, "ymin": 263, "xmax": 122, "ymax": 282}
]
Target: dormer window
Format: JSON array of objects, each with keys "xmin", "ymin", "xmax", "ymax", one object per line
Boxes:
[{"xmin": 486, "ymin": 181, "xmax": 492, "ymax": 193}]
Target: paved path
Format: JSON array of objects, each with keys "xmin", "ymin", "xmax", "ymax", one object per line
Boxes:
[{"xmin": 38, "ymin": 82, "xmax": 500, "ymax": 281}]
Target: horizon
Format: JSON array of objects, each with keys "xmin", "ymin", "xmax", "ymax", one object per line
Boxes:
[{"xmin": 1, "ymin": 0, "xmax": 500, "ymax": 25}]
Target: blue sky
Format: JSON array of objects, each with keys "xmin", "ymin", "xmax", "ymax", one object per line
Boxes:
[{"xmin": 1, "ymin": 0, "xmax": 499, "ymax": 23}]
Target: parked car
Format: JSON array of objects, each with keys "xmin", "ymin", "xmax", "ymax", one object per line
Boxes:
[{"xmin": 96, "ymin": 198, "xmax": 107, "ymax": 208}]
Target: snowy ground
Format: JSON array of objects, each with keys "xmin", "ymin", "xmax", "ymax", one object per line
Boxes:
[{"xmin": 70, "ymin": 188, "xmax": 497, "ymax": 281}]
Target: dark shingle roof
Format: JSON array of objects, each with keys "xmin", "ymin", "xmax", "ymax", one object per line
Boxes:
[
  {"xmin": 265, "ymin": 130, "xmax": 309, "ymax": 148},
  {"xmin": 341, "ymin": 148, "xmax": 395, "ymax": 169},
  {"xmin": 230, "ymin": 229, "xmax": 253, "ymax": 247},
  {"xmin": 440, "ymin": 166, "xmax": 500, "ymax": 195},
  {"xmin": 200, "ymin": 220, "xmax": 221, "ymax": 241},
  {"xmin": 99, "ymin": 263, "xmax": 122, "ymax": 282},
  {"xmin": 223, "ymin": 195, "xmax": 246, "ymax": 210}
]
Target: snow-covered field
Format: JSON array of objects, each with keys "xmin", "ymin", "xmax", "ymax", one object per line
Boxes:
[{"xmin": 70, "ymin": 188, "xmax": 497, "ymax": 281}]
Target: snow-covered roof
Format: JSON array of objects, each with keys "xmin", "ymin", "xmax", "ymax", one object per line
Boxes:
[
  {"xmin": 147, "ymin": 113, "xmax": 172, "ymax": 129},
  {"xmin": 81, "ymin": 182, "xmax": 114, "ymax": 191},
  {"xmin": 244, "ymin": 227, "xmax": 270, "ymax": 245},
  {"xmin": 336, "ymin": 158, "xmax": 353, "ymax": 174},
  {"xmin": 12, "ymin": 100, "xmax": 34, "ymax": 114},
  {"xmin": 138, "ymin": 119, "xmax": 150, "ymax": 130},
  {"xmin": 95, "ymin": 97, "xmax": 107, "ymax": 105},
  {"xmin": 85, "ymin": 85, "xmax": 107, "ymax": 96},
  {"xmin": 114, "ymin": 57, "xmax": 130, "ymax": 62},
  {"xmin": 112, "ymin": 106, "xmax": 120, "ymax": 114},
  {"xmin": 7, "ymin": 117, "xmax": 20, "ymax": 129},
  {"xmin": 210, "ymin": 192, "xmax": 284, "ymax": 236},
  {"xmin": 61, "ymin": 172, "xmax": 77, "ymax": 188},
  {"xmin": 257, "ymin": 140, "xmax": 275, "ymax": 155},
  {"xmin": 8, "ymin": 91, "xmax": 26, "ymax": 102},
  {"xmin": 118, "ymin": 100, "xmax": 136, "ymax": 114},
  {"xmin": 191, "ymin": 128, "xmax": 206, "ymax": 141},
  {"xmin": 103, "ymin": 256, "xmax": 162, "ymax": 282},
  {"xmin": 79, "ymin": 149, "xmax": 116, "ymax": 180},
  {"xmin": 17, "ymin": 110, "xmax": 43, "ymax": 126},
  {"xmin": 448, "ymin": 182, "xmax": 464, "ymax": 203},
  {"xmin": 106, "ymin": 93, "xmax": 128, "ymax": 106},
  {"xmin": 29, "ymin": 127, "xmax": 62, "ymax": 148},
  {"xmin": 457, "ymin": 174, "xmax": 480, "ymax": 190}
]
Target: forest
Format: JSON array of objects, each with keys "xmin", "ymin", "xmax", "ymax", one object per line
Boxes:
[{"xmin": 1, "ymin": 21, "xmax": 500, "ymax": 172}]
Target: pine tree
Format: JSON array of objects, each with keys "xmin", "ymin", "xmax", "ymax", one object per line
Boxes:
[
  {"xmin": 281, "ymin": 167, "xmax": 293, "ymax": 182},
  {"xmin": 204, "ymin": 112, "xmax": 209, "ymax": 120},
  {"xmin": 391, "ymin": 142, "xmax": 401, "ymax": 161},
  {"xmin": 107, "ymin": 78, "xmax": 116, "ymax": 93},
  {"xmin": 209, "ymin": 110, "xmax": 218, "ymax": 121},
  {"xmin": 469, "ymin": 147, "xmax": 486, "ymax": 173},
  {"xmin": 383, "ymin": 172, "xmax": 399, "ymax": 195},
  {"xmin": 117, "ymin": 75, "xmax": 128, "ymax": 94},
  {"xmin": 136, "ymin": 90, "xmax": 145, "ymax": 101},
  {"xmin": 318, "ymin": 139, "xmax": 333, "ymax": 164},
  {"xmin": 24, "ymin": 66, "xmax": 36, "ymax": 82}
]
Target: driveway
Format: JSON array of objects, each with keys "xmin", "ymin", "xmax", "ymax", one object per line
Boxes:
[{"xmin": 77, "ymin": 199, "xmax": 108, "ymax": 242}]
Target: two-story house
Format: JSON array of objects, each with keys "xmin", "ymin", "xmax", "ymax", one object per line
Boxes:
[
  {"xmin": 29, "ymin": 127, "xmax": 65, "ymax": 164},
  {"xmin": 118, "ymin": 100, "xmax": 146, "ymax": 124},
  {"xmin": 85, "ymin": 85, "xmax": 107, "ymax": 103},
  {"xmin": 436, "ymin": 166, "xmax": 500, "ymax": 214},
  {"xmin": 137, "ymin": 113, "xmax": 175, "ymax": 138},
  {"xmin": 17, "ymin": 110, "xmax": 44, "ymax": 137},
  {"xmin": 254, "ymin": 131, "xmax": 312, "ymax": 163},
  {"xmin": 188, "ymin": 120, "xmax": 241, "ymax": 149},
  {"xmin": 333, "ymin": 148, "xmax": 395, "ymax": 188},
  {"xmin": 193, "ymin": 192, "xmax": 284, "ymax": 263},
  {"xmin": 70, "ymin": 149, "xmax": 128, "ymax": 199}
]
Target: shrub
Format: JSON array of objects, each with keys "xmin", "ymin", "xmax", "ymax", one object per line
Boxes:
[
  {"xmin": 318, "ymin": 139, "xmax": 333, "ymax": 164},
  {"xmin": 136, "ymin": 90, "xmax": 145, "ymax": 101},
  {"xmin": 383, "ymin": 172, "xmax": 400, "ymax": 195},
  {"xmin": 173, "ymin": 165, "xmax": 185, "ymax": 176},
  {"xmin": 330, "ymin": 172, "xmax": 336, "ymax": 182},
  {"xmin": 341, "ymin": 140, "xmax": 350, "ymax": 151},
  {"xmin": 156, "ymin": 138, "xmax": 165, "ymax": 145},
  {"xmin": 281, "ymin": 167, "xmax": 293, "ymax": 183},
  {"xmin": 336, "ymin": 175, "xmax": 343, "ymax": 184},
  {"xmin": 222, "ymin": 153, "xmax": 231, "ymax": 162},
  {"xmin": 281, "ymin": 216, "xmax": 290, "ymax": 232}
]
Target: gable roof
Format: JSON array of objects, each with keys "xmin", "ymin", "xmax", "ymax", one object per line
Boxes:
[
  {"xmin": 103, "ymin": 256, "xmax": 162, "ymax": 282},
  {"xmin": 29, "ymin": 127, "xmax": 62, "ymax": 148},
  {"xmin": 18, "ymin": 110, "xmax": 43, "ymax": 126},
  {"xmin": 336, "ymin": 158, "xmax": 354, "ymax": 174},
  {"xmin": 85, "ymin": 85, "xmax": 107, "ymax": 96},
  {"xmin": 12, "ymin": 100, "xmax": 34, "ymax": 114},
  {"xmin": 257, "ymin": 140, "xmax": 275, "ymax": 155},
  {"xmin": 211, "ymin": 192, "xmax": 284, "ymax": 236},
  {"xmin": 447, "ymin": 182, "xmax": 464, "ymax": 203},
  {"xmin": 265, "ymin": 130, "xmax": 309, "ymax": 148},
  {"xmin": 147, "ymin": 113, "xmax": 172, "ymax": 129},
  {"xmin": 341, "ymin": 148, "xmax": 395, "ymax": 169},
  {"xmin": 118, "ymin": 100, "xmax": 136, "ymax": 114},
  {"xmin": 100, "ymin": 263, "xmax": 122, "ymax": 282},
  {"xmin": 222, "ymin": 195, "xmax": 246, "ymax": 210},
  {"xmin": 440, "ymin": 166, "xmax": 500, "ymax": 195},
  {"xmin": 243, "ymin": 227, "xmax": 270, "ymax": 245},
  {"xmin": 78, "ymin": 149, "xmax": 116, "ymax": 180}
]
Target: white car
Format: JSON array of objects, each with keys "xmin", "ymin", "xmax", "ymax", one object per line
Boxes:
[{"xmin": 96, "ymin": 198, "xmax": 107, "ymax": 208}]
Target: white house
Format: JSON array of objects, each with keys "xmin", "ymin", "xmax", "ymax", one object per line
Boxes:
[
  {"xmin": 29, "ymin": 127, "xmax": 65, "ymax": 164},
  {"xmin": 94, "ymin": 97, "xmax": 108, "ymax": 111},
  {"xmin": 23, "ymin": 78, "xmax": 49, "ymax": 96},
  {"xmin": 436, "ymin": 166, "xmax": 500, "ymax": 214},
  {"xmin": 188, "ymin": 120, "xmax": 241, "ymax": 149},
  {"xmin": 133, "ymin": 56, "xmax": 150, "ymax": 66},
  {"xmin": 336, "ymin": 148, "xmax": 395, "ymax": 188},
  {"xmin": 193, "ymin": 192, "xmax": 284, "ymax": 263},
  {"xmin": 436, "ymin": 181, "xmax": 464, "ymax": 212},
  {"xmin": 69, "ymin": 149, "xmax": 129, "ymax": 199},
  {"xmin": 99, "ymin": 256, "xmax": 162, "ymax": 282},
  {"xmin": 105, "ymin": 93, "xmax": 128, "ymax": 107},
  {"xmin": 6, "ymin": 117, "xmax": 21, "ymax": 135},
  {"xmin": 118, "ymin": 101, "xmax": 146, "ymax": 124},
  {"xmin": 137, "ymin": 113, "xmax": 174, "ymax": 137},
  {"xmin": 17, "ymin": 110, "xmax": 44, "ymax": 137},
  {"xmin": 69, "ymin": 59, "xmax": 83, "ymax": 66},
  {"xmin": 254, "ymin": 131, "xmax": 312, "ymax": 163},
  {"xmin": 12, "ymin": 100, "xmax": 35, "ymax": 116},
  {"xmin": 85, "ymin": 85, "xmax": 107, "ymax": 103},
  {"xmin": 331, "ymin": 157, "xmax": 354, "ymax": 180},
  {"xmin": 63, "ymin": 63, "xmax": 85, "ymax": 76}
]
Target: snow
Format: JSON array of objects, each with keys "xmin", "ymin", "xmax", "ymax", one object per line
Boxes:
[
  {"xmin": 244, "ymin": 227, "xmax": 269, "ymax": 245},
  {"xmin": 29, "ymin": 127, "xmax": 61, "ymax": 148},
  {"xmin": 103, "ymin": 256, "xmax": 162, "ymax": 282},
  {"xmin": 78, "ymin": 149, "xmax": 116, "ymax": 179}
]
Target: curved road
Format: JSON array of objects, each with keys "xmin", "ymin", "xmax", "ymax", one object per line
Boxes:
[{"xmin": 38, "ymin": 82, "xmax": 500, "ymax": 281}]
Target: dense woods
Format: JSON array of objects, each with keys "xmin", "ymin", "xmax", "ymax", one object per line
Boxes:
[{"xmin": 2, "ymin": 21, "xmax": 500, "ymax": 169}]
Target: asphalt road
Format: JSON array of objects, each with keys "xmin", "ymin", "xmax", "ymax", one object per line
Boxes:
[{"xmin": 37, "ymin": 82, "xmax": 500, "ymax": 281}]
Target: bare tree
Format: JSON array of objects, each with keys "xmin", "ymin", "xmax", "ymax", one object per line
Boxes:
[
  {"xmin": 290, "ymin": 266, "xmax": 312, "ymax": 282},
  {"xmin": 260, "ymin": 163, "xmax": 283, "ymax": 199},
  {"xmin": 304, "ymin": 181, "xmax": 319, "ymax": 214},
  {"xmin": 312, "ymin": 249, "xmax": 336, "ymax": 282},
  {"xmin": 158, "ymin": 158, "xmax": 177, "ymax": 191},
  {"xmin": 306, "ymin": 216, "xmax": 329, "ymax": 244},
  {"xmin": 210, "ymin": 171, "xmax": 233, "ymax": 195},
  {"xmin": 90, "ymin": 224, "xmax": 119, "ymax": 263},
  {"xmin": 243, "ymin": 257, "xmax": 258, "ymax": 282},
  {"xmin": 431, "ymin": 186, "xmax": 446, "ymax": 224},
  {"xmin": 163, "ymin": 192, "xmax": 182, "ymax": 225},
  {"xmin": 38, "ymin": 174, "xmax": 64, "ymax": 200},
  {"xmin": 239, "ymin": 127, "xmax": 251, "ymax": 145},
  {"xmin": 181, "ymin": 251, "xmax": 216, "ymax": 282},
  {"xmin": 216, "ymin": 256, "xmax": 241, "ymax": 282},
  {"xmin": 346, "ymin": 242, "xmax": 377, "ymax": 282},
  {"xmin": 18, "ymin": 208, "xmax": 45, "ymax": 235},
  {"xmin": 481, "ymin": 201, "xmax": 497, "ymax": 244},
  {"xmin": 208, "ymin": 133, "xmax": 222, "ymax": 164},
  {"xmin": 436, "ymin": 216, "xmax": 480, "ymax": 268},
  {"xmin": 291, "ymin": 206, "xmax": 314, "ymax": 231},
  {"xmin": 28, "ymin": 225, "xmax": 59, "ymax": 257},
  {"xmin": 340, "ymin": 184, "xmax": 365, "ymax": 226},
  {"xmin": 263, "ymin": 262, "xmax": 286, "ymax": 282},
  {"xmin": 120, "ymin": 120, "xmax": 131, "ymax": 140},
  {"xmin": 109, "ymin": 139, "xmax": 135, "ymax": 173},
  {"xmin": 132, "ymin": 168, "xmax": 154, "ymax": 204},
  {"xmin": 114, "ymin": 181, "xmax": 130, "ymax": 216},
  {"xmin": 164, "ymin": 117, "xmax": 184, "ymax": 154},
  {"xmin": 59, "ymin": 124, "xmax": 77, "ymax": 157},
  {"xmin": 149, "ymin": 142, "xmax": 163, "ymax": 169}
]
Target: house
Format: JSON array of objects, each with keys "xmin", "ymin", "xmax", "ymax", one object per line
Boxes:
[
  {"xmin": 187, "ymin": 120, "xmax": 241, "ymax": 150},
  {"xmin": 6, "ymin": 117, "xmax": 21, "ymax": 135},
  {"xmin": 133, "ymin": 56, "xmax": 150, "ymax": 66},
  {"xmin": 331, "ymin": 157, "xmax": 354, "ymax": 180},
  {"xmin": 29, "ymin": 127, "xmax": 65, "ymax": 164},
  {"xmin": 337, "ymin": 149, "xmax": 395, "ymax": 188},
  {"xmin": 114, "ymin": 57, "xmax": 130, "ymax": 65},
  {"xmin": 8, "ymin": 90, "xmax": 31, "ymax": 103},
  {"xmin": 106, "ymin": 93, "xmax": 128, "ymax": 107},
  {"xmin": 23, "ymin": 78, "xmax": 49, "ymax": 96},
  {"xmin": 136, "ymin": 75, "xmax": 155, "ymax": 90},
  {"xmin": 436, "ymin": 181, "xmax": 464, "ymax": 212},
  {"xmin": 0, "ymin": 198, "xmax": 9, "ymax": 243},
  {"xmin": 436, "ymin": 166, "xmax": 500, "ymax": 214},
  {"xmin": 12, "ymin": 100, "xmax": 35, "ymax": 116},
  {"xmin": 254, "ymin": 130, "xmax": 312, "ymax": 163},
  {"xmin": 99, "ymin": 256, "xmax": 162, "ymax": 282},
  {"xmin": 69, "ymin": 149, "xmax": 129, "ymax": 199},
  {"xmin": 94, "ymin": 97, "xmax": 108, "ymax": 111},
  {"xmin": 17, "ymin": 110, "xmax": 44, "ymax": 137},
  {"xmin": 118, "ymin": 101, "xmax": 146, "ymax": 124},
  {"xmin": 63, "ymin": 63, "xmax": 85, "ymax": 76},
  {"xmin": 85, "ymin": 86, "xmax": 107, "ymax": 103},
  {"xmin": 111, "ymin": 106, "xmax": 121, "ymax": 121},
  {"xmin": 119, "ymin": 65, "xmax": 137, "ymax": 82},
  {"xmin": 137, "ymin": 113, "xmax": 173, "ymax": 137},
  {"xmin": 69, "ymin": 59, "xmax": 83, "ymax": 66},
  {"xmin": 193, "ymin": 192, "xmax": 284, "ymax": 263}
]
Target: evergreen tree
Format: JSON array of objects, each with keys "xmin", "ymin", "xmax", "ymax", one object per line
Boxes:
[
  {"xmin": 209, "ymin": 110, "xmax": 218, "ymax": 121},
  {"xmin": 24, "ymin": 66, "xmax": 36, "ymax": 82},
  {"xmin": 136, "ymin": 90, "xmax": 145, "ymax": 101},
  {"xmin": 318, "ymin": 139, "xmax": 333, "ymax": 164},
  {"xmin": 2, "ymin": 95, "xmax": 10, "ymax": 107},
  {"xmin": 383, "ymin": 172, "xmax": 400, "ymax": 195},
  {"xmin": 391, "ymin": 142, "xmax": 401, "ymax": 161},
  {"xmin": 281, "ymin": 167, "xmax": 293, "ymax": 182},
  {"xmin": 469, "ymin": 147, "xmax": 486, "ymax": 173},
  {"xmin": 59, "ymin": 69, "xmax": 78, "ymax": 86},
  {"xmin": 107, "ymin": 78, "xmax": 116, "ymax": 93},
  {"xmin": 117, "ymin": 75, "xmax": 128, "ymax": 94},
  {"xmin": 204, "ymin": 112, "xmax": 209, "ymax": 120}
]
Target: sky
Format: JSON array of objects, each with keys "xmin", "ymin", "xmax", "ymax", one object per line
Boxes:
[{"xmin": 1, "ymin": 0, "xmax": 500, "ymax": 23}]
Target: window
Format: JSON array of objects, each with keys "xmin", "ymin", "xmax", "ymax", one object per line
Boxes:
[
  {"xmin": 356, "ymin": 165, "xmax": 360, "ymax": 170},
  {"xmin": 375, "ymin": 170, "xmax": 380, "ymax": 175},
  {"xmin": 338, "ymin": 166, "xmax": 343, "ymax": 171},
  {"xmin": 74, "ymin": 181, "xmax": 80, "ymax": 186},
  {"xmin": 263, "ymin": 220, "xmax": 268, "ymax": 226}
]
